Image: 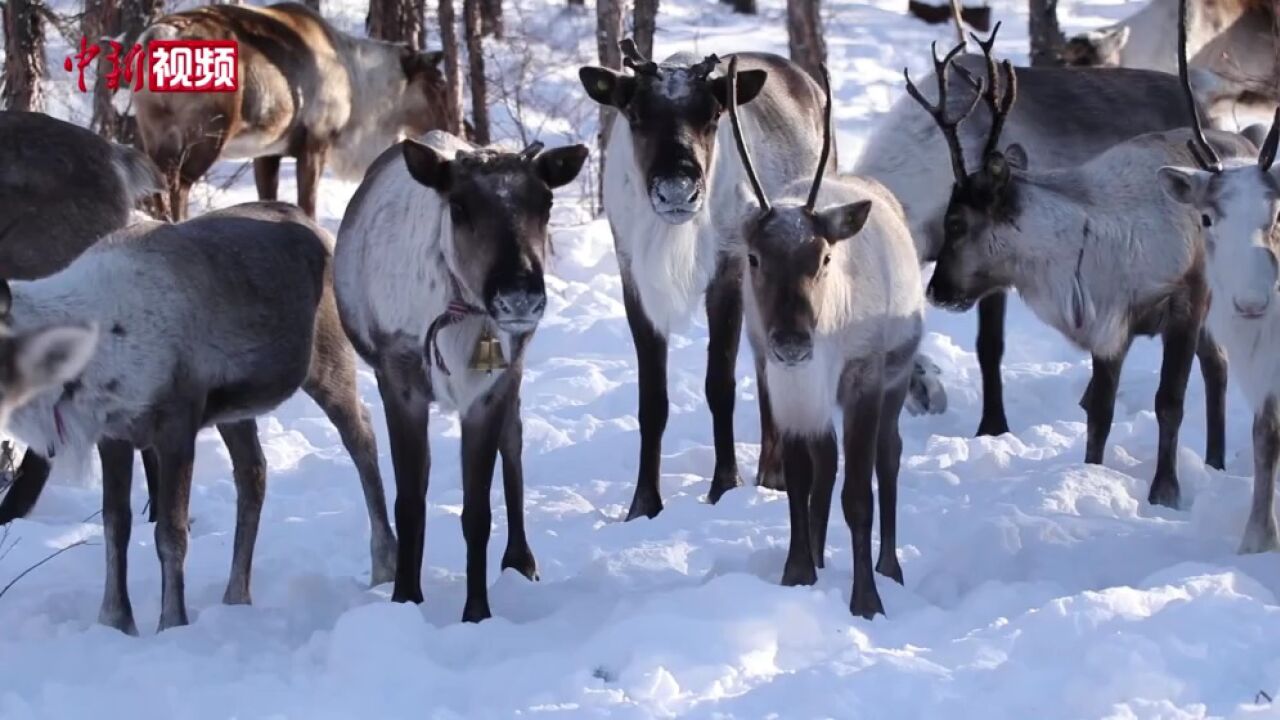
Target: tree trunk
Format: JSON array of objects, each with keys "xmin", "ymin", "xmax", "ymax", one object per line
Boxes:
[
  {"xmin": 3, "ymin": 0, "xmax": 47, "ymax": 112},
  {"xmin": 84, "ymin": 0, "xmax": 121, "ymax": 136},
  {"xmin": 633, "ymin": 0, "xmax": 658, "ymax": 58},
  {"xmin": 463, "ymin": 0, "xmax": 489, "ymax": 145},
  {"xmin": 480, "ymin": 0, "xmax": 501, "ymax": 38},
  {"xmin": 787, "ymin": 0, "xmax": 824, "ymax": 82},
  {"xmin": 92, "ymin": 0, "xmax": 164, "ymax": 144},
  {"xmin": 438, "ymin": 0, "xmax": 464, "ymax": 135},
  {"xmin": 369, "ymin": 0, "xmax": 424, "ymax": 47},
  {"xmin": 595, "ymin": 0, "xmax": 622, "ymax": 203},
  {"xmin": 1028, "ymin": 0, "xmax": 1064, "ymax": 67}
]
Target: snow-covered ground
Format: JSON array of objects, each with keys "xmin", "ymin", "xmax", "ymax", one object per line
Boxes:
[{"xmin": 4, "ymin": 0, "xmax": 1280, "ymax": 717}]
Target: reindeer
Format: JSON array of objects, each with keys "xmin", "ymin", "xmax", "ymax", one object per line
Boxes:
[
  {"xmin": 857, "ymin": 26, "xmax": 1229, "ymax": 462},
  {"xmin": 0, "ymin": 286, "xmax": 96, "ymax": 434},
  {"xmin": 0, "ymin": 111, "xmax": 160, "ymax": 281},
  {"xmin": 577, "ymin": 41, "xmax": 832, "ymax": 517},
  {"xmin": 334, "ymin": 131, "xmax": 588, "ymax": 622},
  {"xmin": 725, "ymin": 59, "xmax": 924, "ymax": 618},
  {"xmin": 1062, "ymin": 0, "xmax": 1277, "ymax": 122},
  {"xmin": 0, "ymin": 110, "xmax": 161, "ymax": 524},
  {"xmin": 134, "ymin": 2, "xmax": 449, "ymax": 221},
  {"xmin": 2, "ymin": 202, "xmax": 397, "ymax": 634},
  {"xmin": 908, "ymin": 39, "xmax": 1255, "ymax": 509},
  {"xmin": 1157, "ymin": 1, "xmax": 1280, "ymax": 552}
]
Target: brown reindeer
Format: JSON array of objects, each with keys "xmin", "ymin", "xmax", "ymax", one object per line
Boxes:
[{"xmin": 134, "ymin": 2, "xmax": 449, "ymax": 221}]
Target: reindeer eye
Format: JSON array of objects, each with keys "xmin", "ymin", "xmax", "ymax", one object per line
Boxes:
[
  {"xmin": 822, "ymin": 255, "xmax": 832, "ymax": 267},
  {"xmin": 1201, "ymin": 214, "xmax": 1213, "ymax": 228},
  {"xmin": 748, "ymin": 254, "xmax": 759, "ymax": 269}
]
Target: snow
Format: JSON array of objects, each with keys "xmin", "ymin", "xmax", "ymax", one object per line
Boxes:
[{"xmin": 3, "ymin": 0, "xmax": 1280, "ymax": 716}]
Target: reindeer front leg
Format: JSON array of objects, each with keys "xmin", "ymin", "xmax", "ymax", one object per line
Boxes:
[
  {"xmin": 499, "ymin": 391, "xmax": 539, "ymax": 581},
  {"xmin": 1242, "ymin": 397, "xmax": 1280, "ymax": 553},
  {"xmin": 975, "ymin": 292, "xmax": 1010, "ymax": 436},
  {"xmin": 460, "ymin": 392, "xmax": 504, "ymax": 622},
  {"xmin": 1083, "ymin": 348, "xmax": 1129, "ymax": 465},
  {"xmin": 705, "ymin": 257, "xmax": 744, "ymax": 503},
  {"xmin": 755, "ymin": 356, "xmax": 785, "ymax": 491},
  {"xmin": 98, "ymin": 439, "xmax": 138, "ymax": 636},
  {"xmin": 155, "ymin": 410, "xmax": 200, "ymax": 632},
  {"xmin": 621, "ymin": 271, "xmax": 668, "ymax": 520},
  {"xmin": 843, "ymin": 384, "xmax": 885, "ymax": 619},
  {"xmin": 1151, "ymin": 312, "xmax": 1200, "ymax": 509},
  {"xmin": 377, "ymin": 356, "xmax": 431, "ymax": 604},
  {"xmin": 780, "ymin": 433, "xmax": 817, "ymax": 587}
]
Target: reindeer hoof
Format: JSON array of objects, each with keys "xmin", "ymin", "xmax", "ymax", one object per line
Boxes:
[
  {"xmin": 625, "ymin": 488, "xmax": 663, "ymax": 521},
  {"xmin": 781, "ymin": 554, "xmax": 818, "ymax": 587},
  {"xmin": 708, "ymin": 471, "xmax": 742, "ymax": 504},
  {"xmin": 1147, "ymin": 476, "xmax": 1182, "ymax": 510},
  {"xmin": 905, "ymin": 355, "xmax": 948, "ymax": 416},
  {"xmin": 501, "ymin": 543, "xmax": 540, "ymax": 581},
  {"xmin": 222, "ymin": 586, "xmax": 252, "ymax": 606},
  {"xmin": 1239, "ymin": 517, "xmax": 1280, "ymax": 554},
  {"xmin": 876, "ymin": 555, "xmax": 904, "ymax": 585},
  {"xmin": 462, "ymin": 599, "xmax": 492, "ymax": 623},
  {"xmin": 391, "ymin": 584, "xmax": 425, "ymax": 604},
  {"xmin": 850, "ymin": 583, "xmax": 885, "ymax": 620},
  {"xmin": 975, "ymin": 415, "xmax": 1010, "ymax": 437},
  {"xmin": 756, "ymin": 464, "xmax": 786, "ymax": 492},
  {"xmin": 98, "ymin": 606, "xmax": 139, "ymax": 637}
]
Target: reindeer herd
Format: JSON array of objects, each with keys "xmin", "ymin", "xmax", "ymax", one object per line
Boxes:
[{"xmin": 0, "ymin": 0, "xmax": 1277, "ymax": 632}]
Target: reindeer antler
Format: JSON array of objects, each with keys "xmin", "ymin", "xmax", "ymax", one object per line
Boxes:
[
  {"xmin": 690, "ymin": 53, "xmax": 721, "ymax": 80},
  {"xmin": 960, "ymin": 22, "xmax": 1017, "ymax": 162},
  {"xmin": 620, "ymin": 38, "xmax": 659, "ymax": 76},
  {"xmin": 519, "ymin": 140, "xmax": 545, "ymax": 161},
  {"xmin": 727, "ymin": 57, "xmax": 771, "ymax": 212},
  {"xmin": 805, "ymin": 64, "xmax": 834, "ymax": 213},
  {"xmin": 904, "ymin": 41, "xmax": 984, "ymax": 184},
  {"xmin": 1177, "ymin": 0, "xmax": 1222, "ymax": 172}
]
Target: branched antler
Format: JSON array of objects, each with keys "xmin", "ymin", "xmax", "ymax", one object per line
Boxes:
[
  {"xmin": 904, "ymin": 41, "xmax": 984, "ymax": 183},
  {"xmin": 519, "ymin": 140, "xmax": 545, "ymax": 161},
  {"xmin": 959, "ymin": 22, "xmax": 1017, "ymax": 161},
  {"xmin": 620, "ymin": 38, "xmax": 659, "ymax": 76},
  {"xmin": 690, "ymin": 53, "xmax": 721, "ymax": 80}
]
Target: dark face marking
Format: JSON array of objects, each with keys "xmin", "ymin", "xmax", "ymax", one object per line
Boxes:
[
  {"xmin": 743, "ymin": 203, "xmax": 870, "ymax": 366},
  {"xmin": 400, "ymin": 50, "xmax": 451, "ymax": 136},
  {"xmin": 579, "ymin": 61, "xmax": 767, "ymax": 223},
  {"xmin": 403, "ymin": 141, "xmax": 589, "ymax": 334},
  {"xmin": 928, "ymin": 152, "xmax": 1024, "ymax": 310}
]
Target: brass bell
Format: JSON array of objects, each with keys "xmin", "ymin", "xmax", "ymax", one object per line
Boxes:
[{"xmin": 468, "ymin": 329, "xmax": 509, "ymax": 373}]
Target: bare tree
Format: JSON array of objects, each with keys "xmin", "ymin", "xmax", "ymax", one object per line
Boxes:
[
  {"xmin": 84, "ymin": 0, "xmax": 121, "ymax": 134},
  {"xmin": 368, "ymin": 0, "xmax": 424, "ymax": 47},
  {"xmin": 633, "ymin": 0, "xmax": 657, "ymax": 57},
  {"xmin": 787, "ymin": 0, "xmax": 824, "ymax": 81},
  {"xmin": 596, "ymin": 0, "xmax": 622, "ymax": 171},
  {"xmin": 480, "ymin": 0, "xmax": 501, "ymax": 38},
  {"xmin": 3, "ymin": 0, "xmax": 48, "ymax": 112},
  {"xmin": 438, "ymin": 0, "xmax": 464, "ymax": 134},
  {"xmin": 1028, "ymin": 0, "xmax": 1064, "ymax": 66},
  {"xmin": 463, "ymin": 0, "xmax": 489, "ymax": 144}
]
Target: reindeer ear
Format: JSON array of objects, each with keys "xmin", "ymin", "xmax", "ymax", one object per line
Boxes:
[
  {"xmin": 711, "ymin": 69, "xmax": 767, "ymax": 110},
  {"xmin": 403, "ymin": 139, "xmax": 452, "ymax": 193},
  {"xmin": 1004, "ymin": 144, "xmax": 1028, "ymax": 171},
  {"xmin": 1072, "ymin": 26, "xmax": 1128, "ymax": 65},
  {"xmin": 0, "ymin": 280, "xmax": 10, "ymax": 318},
  {"xmin": 14, "ymin": 324, "xmax": 98, "ymax": 393},
  {"xmin": 579, "ymin": 67, "xmax": 636, "ymax": 109},
  {"xmin": 1156, "ymin": 166, "xmax": 1211, "ymax": 207},
  {"xmin": 815, "ymin": 200, "xmax": 873, "ymax": 244},
  {"xmin": 535, "ymin": 145, "xmax": 590, "ymax": 189}
]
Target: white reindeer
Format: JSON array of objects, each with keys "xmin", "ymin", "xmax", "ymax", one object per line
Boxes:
[
  {"xmin": 725, "ymin": 59, "xmax": 924, "ymax": 619},
  {"xmin": 1062, "ymin": 0, "xmax": 1276, "ymax": 123},
  {"xmin": 910, "ymin": 42, "xmax": 1255, "ymax": 510},
  {"xmin": 577, "ymin": 41, "xmax": 832, "ymax": 516},
  {"xmin": 1157, "ymin": 6, "xmax": 1280, "ymax": 552}
]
